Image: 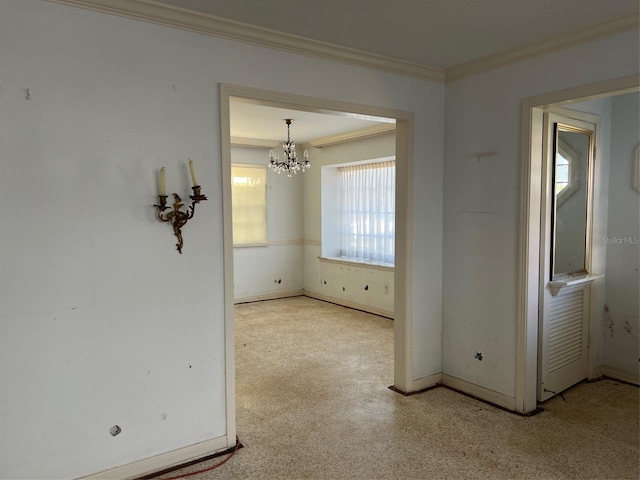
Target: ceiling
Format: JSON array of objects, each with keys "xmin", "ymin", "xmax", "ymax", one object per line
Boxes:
[
  {"xmin": 151, "ymin": 0, "xmax": 638, "ymax": 143},
  {"xmin": 230, "ymin": 102, "xmax": 392, "ymax": 145}
]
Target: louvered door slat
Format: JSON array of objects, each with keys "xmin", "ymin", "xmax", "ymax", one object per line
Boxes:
[{"xmin": 546, "ymin": 287, "xmax": 586, "ymax": 377}]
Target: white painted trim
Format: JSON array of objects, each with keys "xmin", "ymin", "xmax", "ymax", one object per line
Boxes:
[
  {"xmin": 267, "ymin": 239, "xmax": 304, "ymax": 246},
  {"xmin": 548, "ymin": 274, "xmax": 603, "ymax": 296},
  {"xmin": 308, "ymin": 124, "xmax": 396, "ymax": 148},
  {"xmin": 446, "ymin": 14, "xmax": 640, "ymax": 82},
  {"xmin": 411, "ymin": 372, "xmax": 442, "ymax": 392},
  {"xmin": 220, "ymin": 82, "xmax": 413, "ymax": 422},
  {"xmin": 319, "ymin": 256, "xmax": 394, "ymax": 272},
  {"xmin": 591, "ymin": 364, "xmax": 604, "ymax": 380},
  {"xmin": 218, "ymin": 85, "xmax": 237, "ymax": 451},
  {"xmin": 233, "ymin": 238, "xmax": 306, "ymax": 249},
  {"xmin": 634, "ymin": 147, "xmax": 640, "ymax": 193},
  {"xmin": 516, "ymin": 74, "xmax": 640, "ymax": 414},
  {"xmin": 595, "ymin": 365, "xmax": 640, "ymax": 385},
  {"xmin": 303, "ymin": 290, "xmax": 394, "ymax": 319},
  {"xmin": 232, "ymin": 242, "xmax": 268, "ymax": 248},
  {"xmin": 231, "ymin": 137, "xmax": 277, "ymax": 148},
  {"xmin": 45, "ymin": 0, "xmax": 444, "ymax": 83},
  {"xmin": 441, "ymin": 374, "xmax": 517, "ymax": 411},
  {"xmin": 544, "ymin": 107, "xmax": 601, "ymax": 124},
  {"xmin": 235, "ymin": 290, "xmax": 304, "ymax": 304},
  {"xmin": 303, "ymin": 238, "xmax": 321, "ymax": 246},
  {"xmin": 77, "ymin": 436, "xmax": 229, "ymax": 480},
  {"xmin": 394, "ymin": 117, "xmax": 415, "ymax": 393},
  {"xmin": 233, "ymin": 125, "xmax": 396, "ymax": 149},
  {"xmin": 233, "ymin": 238, "xmax": 304, "ymax": 247}
]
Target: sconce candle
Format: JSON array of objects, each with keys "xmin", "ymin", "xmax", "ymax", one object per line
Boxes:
[
  {"xmin": 158, "ymin": 167, "xmax": 166, "ymax": 196},
  {"xmin": 188, "ymin": 158, "xmax": 199, "ymax": 186},
  {"xmin": 154, "ymin": 161, "xmax": 207, "ymax": 254}
]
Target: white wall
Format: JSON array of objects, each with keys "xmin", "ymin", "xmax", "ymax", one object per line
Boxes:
[
  {"xmin": 0, "ymin": 1, "xmax": 444, "ymax": 477},
  {"xmin": 231, "ymin": 146, "xmax": 303, "ymax": 301},
  {"xmin": 443, "ymin": 30, "xmax": 639, "ymax": 398},
  {"xmin": 1, "ymin": 3, "xmax": 228, "ymax": 479},
  {"xmin": 603, "ymin": 92, "xmax": 640, "ymax": 378}
]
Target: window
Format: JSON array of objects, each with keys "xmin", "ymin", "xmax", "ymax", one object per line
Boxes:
[
  {"xmin": 231, "ymin": 164, "xmax": 267, "ymax": 245},
  {"xmin": 339, "ymin": 161, "xmax": 395, "ymax": 264},
  {"xmin": 554, "ymin": 137, "xmax": 581, "ymax": 205}
]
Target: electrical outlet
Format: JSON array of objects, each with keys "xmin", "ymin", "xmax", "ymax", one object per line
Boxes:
[{"xmin": 384, "ymin": 284, "xmax": 389, "ymax": 294}]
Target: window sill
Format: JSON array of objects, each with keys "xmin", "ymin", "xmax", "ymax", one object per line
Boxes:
[
  {"xmin": 548, "ymin": 274, "xmax": 603, "ymax": 296},
  {"xmin": 319, "ymin": 256, "xmax": 394, "ymax": 272}
]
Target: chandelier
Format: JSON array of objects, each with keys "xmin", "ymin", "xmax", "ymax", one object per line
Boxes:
[{"xmin": 268, "ymin": 119, "xmax": 310, "ymax": 176}]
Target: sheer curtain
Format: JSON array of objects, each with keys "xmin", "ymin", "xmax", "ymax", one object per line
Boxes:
[{"xmin": 339, "ymin": 161, "xmax": 395, "ymax": 264}]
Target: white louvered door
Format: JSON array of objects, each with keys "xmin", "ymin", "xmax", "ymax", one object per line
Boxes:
[{"xmin": 539, "ymin": 284, "xmax": 590, "ymax": 401}]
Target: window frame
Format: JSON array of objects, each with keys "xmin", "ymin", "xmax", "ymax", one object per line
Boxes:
[{"xmin": 555, "ymin": 138, "xmax": 581, "ymax": 206}]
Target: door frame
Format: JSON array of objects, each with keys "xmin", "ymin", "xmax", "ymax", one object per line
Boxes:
[
  {"xmin": 516, "ymin": 74, "xmax": 639, "ymax": 413},
  {"xmin": 219, "ymin": 84, "xmax": 416, "ymax": 443}
]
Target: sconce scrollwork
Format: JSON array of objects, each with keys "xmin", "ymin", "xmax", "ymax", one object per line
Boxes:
[{"xmin": 154, "ymin": 160, "xmax": 206, "ymax": 254}]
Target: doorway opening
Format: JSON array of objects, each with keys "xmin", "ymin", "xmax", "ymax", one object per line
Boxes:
[
  {"xmin": 538, "ymin": 109, "xmax": 598, "ymax": 402},
  {"xmin": 517, "ymin": 74, "xmax": 640, "ymax": 413},
  {"xmin": 219, "ymin": 84, "xmax": 415, "ymax": 443}
]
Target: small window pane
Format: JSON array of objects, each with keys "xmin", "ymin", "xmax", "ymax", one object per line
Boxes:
[{"xmin": 556, "ymin": 152, "xmax": 570, "ymax": 194}]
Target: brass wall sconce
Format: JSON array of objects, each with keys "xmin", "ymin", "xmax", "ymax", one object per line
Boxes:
[{"xmin": 154, "ymin": 159, "xmax": 207, "ymax": 254}]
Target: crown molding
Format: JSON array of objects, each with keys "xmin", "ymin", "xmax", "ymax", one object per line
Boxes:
[
  {"xmin": 230, "ymin": 137, "xmax": 277, "ymax": 148},
  {"xmin": 230, "ymin": 124, "xmax": 395, "ymax": 150},
  {"xmin": 446, "ymin": 13, "xmax": 640, "ymax": 83},
  {"xmin": 45, "ymin": 0, "xmax": 445, "ymax": 83},
  {"xmin": 308, "ymin": 123, "xmax": 395, "ymax": 148}
]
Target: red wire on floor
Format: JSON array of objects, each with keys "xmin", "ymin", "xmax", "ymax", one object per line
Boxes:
[{"xmin": 156, "ymin": 437, "xmax": 241, "ymax": 480}]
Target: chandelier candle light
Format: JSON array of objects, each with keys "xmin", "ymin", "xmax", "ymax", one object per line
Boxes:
[
  {"xmin": 268, "ymin": 119, "xmax": 310, "ymax": 177},
  {"xmin": 154, "ymin": 159, "xmax": 207, "ymax": 254}
]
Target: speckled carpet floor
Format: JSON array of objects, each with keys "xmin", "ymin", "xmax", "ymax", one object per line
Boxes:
[{"xmin": 151, "ymin": 296, "xmax": 639, "ymax": 480}]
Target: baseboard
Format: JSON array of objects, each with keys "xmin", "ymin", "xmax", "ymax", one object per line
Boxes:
[
  {"xmin": 594, "ymin": 365, "xmax": 639, "ymax": 385},
  {"xmin": 235, "ymin": 290, "xmax": 394, "ymax": 319},
  {"xmin": 77, "ymin": 436, "xmax": 230, "ymax": 480},
  {"xmin": 440, "ymin": 374, "xmax": 517, "ymax": 411},
  {"xmin": 234, "ymin": 290, "xmax": 304, "ymax": 304},
  {"xmin": 389, "ymin": 373, "xmax": 441, "ymax": 396},
  {"xmin": 412, "ymin": 372, "xmax": 442, "ymax": 392},
  {"xmin": 302, "ymin": 290, "xmax": 394, "ymax": 319}
]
